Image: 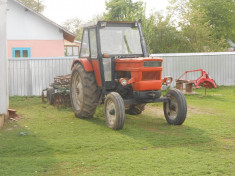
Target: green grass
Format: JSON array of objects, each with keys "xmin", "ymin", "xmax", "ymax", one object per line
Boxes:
[{"xmin": 0, "ymin": 86, "xmax": 234, "ymax": 176}]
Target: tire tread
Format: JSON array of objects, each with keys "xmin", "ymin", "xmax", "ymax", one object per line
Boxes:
[
  {"xmin": 163, "ymin": 89, "xmax": 187, "ymax": 125},
  {"xmin": 70, "ymin": 63, "xmax": 99, "ymax": 119}
]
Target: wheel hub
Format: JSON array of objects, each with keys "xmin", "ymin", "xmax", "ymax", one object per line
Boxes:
[
  {"xmin": 109, "ymin": 109, "xmax": 115, "ymax": 115},
  {"xmin": 166, "ymin": 96, "xmax": 178, "ymax": 120},
  {"xmin": 106, "ymin": 101, "xmax": 116, "ymax": 125},
  {"xmin": 72, "ymin": 72, "xmax": 83, "ymax": 111}
]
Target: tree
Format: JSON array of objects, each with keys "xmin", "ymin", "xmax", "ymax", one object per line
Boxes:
[
  {"xmin": 104, "ymin": 0, "xmax": 155, "ymax": 51},
  {"xmin": 148, "ymin": 13, "xmax": 189, "ymax": 53},
  {"xmin": 191, "ymin": 0, "xmax": 235, "ymax": 41},
  {"xmin": 103, "ymin": 0, "xmax": 145, "ymax": 21},
  {"xmin": 181, "ymin": 8, "xmax": 227, "ymax": 52},
  {"xmin": 19, "ymin": 0, "xmax": 45, "ymax": 13},
  {"xmin": 63, "ymin": 15, "xmax": 103, "ymax": 41},
  {"xmin": 103, "ymin": 0, "xmax": 190, "ymax": 53},
  {"xmin": 63, "ymin": 18, "xmax": 83, "ymax": 41},
  {"xmin": 168, "ymin": 0, "xmax": 234, "ymax": 51}
]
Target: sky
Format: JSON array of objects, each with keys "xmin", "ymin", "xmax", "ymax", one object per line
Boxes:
[{"xmin": 42, "ymin": 0, "xmax": 169, "ymax": 25}]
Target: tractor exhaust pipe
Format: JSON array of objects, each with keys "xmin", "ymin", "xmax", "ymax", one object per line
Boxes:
[{"xmin": 137, "ymin": 19, "xmax": 149, "ymax": 57}]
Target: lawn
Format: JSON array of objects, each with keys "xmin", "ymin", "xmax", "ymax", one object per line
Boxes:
[{"xmin": 0, "ymin": 86, "xmax": 234, "ymax": 176}]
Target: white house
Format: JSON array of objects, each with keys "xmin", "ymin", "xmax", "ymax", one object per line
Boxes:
[{"xmin": 7, "ymin": 0, "xmax": 75, "ymax": 58}]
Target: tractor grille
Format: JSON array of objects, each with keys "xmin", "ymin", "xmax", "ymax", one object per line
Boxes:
[
  {"xmin": 142, "ymin": 71, "xmax": 161, "ymax": 80},
  {"xmin": 143, "ymin": 61, "xmax": 162, "ymax": 67}
]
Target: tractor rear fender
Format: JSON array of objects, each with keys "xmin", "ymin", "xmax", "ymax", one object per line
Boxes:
[
  {"xmin": 196, "ymin": 78, "xmax": 216, "ymax": 88},
  {"xmin": 71, "ymin": 59, "xmax": 93, "ymax": 72}
]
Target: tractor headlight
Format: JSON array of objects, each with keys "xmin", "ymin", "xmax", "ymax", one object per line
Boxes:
[
  {"xmin": 119, "ymin": 78, "xmax": 128, "ymax": 86},
  {"xmin": 163, "ymin": 76, "xmax": 173, "ymax": 84}
]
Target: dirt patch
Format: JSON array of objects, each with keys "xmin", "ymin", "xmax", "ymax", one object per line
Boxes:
[
  {"xmin": 9, "ymin": 114, "xmax": 23, "ymax": 122},
  {"xmin": 187, "ymin": 106, "xmax": 204, "ymax": 116},
  {"xmin": 143, "ymin": 104, "xmax": 211, "ymax": 118},
  {"xmin": 187, "ymin": 106, "xmax": 216, "ymax": 116},
  {"xmin": 4, "ymin": 114, "xmax": 23, "ymax": 132},
  {"xmin": 4, "ymin": 124, "xmax": 18, "ymax": 132},
  {"xmin": 142, "ymin": 105, "xmax": 164, "ymax": 117}
]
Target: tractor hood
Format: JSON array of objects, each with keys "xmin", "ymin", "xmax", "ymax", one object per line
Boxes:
[{"xmin": 115, "ymin": 57, "xmax": 163, "ymax": 71}]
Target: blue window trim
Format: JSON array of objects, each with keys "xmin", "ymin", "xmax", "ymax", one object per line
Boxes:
[{"xmin": 12, "ymin": 47, "xmax": 31, "ymax": 58}]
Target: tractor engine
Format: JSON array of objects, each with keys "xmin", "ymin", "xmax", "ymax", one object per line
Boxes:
[{"xmin": 115, "ymin": 57, "xmax": 172, "ymax": 101}]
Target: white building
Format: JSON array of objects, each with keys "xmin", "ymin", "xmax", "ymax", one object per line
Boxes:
[
  {"xmin": 0, "ymin": 0, "xmax": 8, "ymax": 128},
  {"xmin": 7, "ymin": 0, "xmax": 75, "ymax": 58}
]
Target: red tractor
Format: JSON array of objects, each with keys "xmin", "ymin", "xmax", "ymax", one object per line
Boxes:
[{"xmin": 70, "ymin": 20, "xmax": 187, "ymax": 130}]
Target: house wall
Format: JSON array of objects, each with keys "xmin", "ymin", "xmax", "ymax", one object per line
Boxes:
[
  {"xmin": 8, "ymin": 40, "xmax": 64, "ymax": 57},
  {"xmin": 7, "ymin": 0, "xmax": 65, "ymax": 57}
]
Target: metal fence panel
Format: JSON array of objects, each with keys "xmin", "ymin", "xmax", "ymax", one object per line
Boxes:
[
  {"xmin": 8, "ymin": 53, "xmax": 235, "ymax": 96},
  {"xmin": 9, "ymin": 57, "xmax": 75, "ymax": 96},
  {"xmin": 151, "ymin": 52, "xmax": 235, "ymax": 87}
]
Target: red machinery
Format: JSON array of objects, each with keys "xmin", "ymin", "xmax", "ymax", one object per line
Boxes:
[
  {"xmin": 69, "ymin": 20, "xmax": 188, "ymax": 130},
  {"xmin": 176, "ymin": 69, "xmax": 216, "ymax": 95}
]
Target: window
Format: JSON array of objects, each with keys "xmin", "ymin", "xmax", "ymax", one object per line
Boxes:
[
  {"xmin": 99, "ymin": 26, "xmax": 142, "ymax": 55},
  {"xmin": 89, "ymin": 29, "xmax": 98, "ymax": 58},
  {"xmin": 12, "ymin": 48, "xmax": 31, "ymax": 58},
  {"xmin": 64, "ymin": 46, "xmax": 79, "ymax": 56},
  {"xmin": 80, "ymin": 30, "xmax": 90, "ymax": 57}
]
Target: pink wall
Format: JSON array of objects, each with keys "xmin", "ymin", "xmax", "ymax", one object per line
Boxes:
[{"xmin": 8, "ymin": 40, "xmax": 64, "ymax": 57}]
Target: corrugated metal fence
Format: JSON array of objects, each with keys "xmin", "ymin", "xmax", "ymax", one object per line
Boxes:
[
  {"xmin": 9, "ymin": 57, "xmax": 75, "ymax": 96},
  {"xmin": 151, "ymin": 52, "xmax": 235, "ymax": 86},
  {"xmin": 9, "ymin": 52, "xmax": 235, "ymax": 96}
]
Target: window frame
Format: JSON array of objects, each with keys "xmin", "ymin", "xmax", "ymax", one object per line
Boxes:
[
  {"xmin": 12, "ymin": 47, "xmax": 31, "ymax": 58},
  {"xmin": 80, "ymin": 29, "xmax": 90, "ymax": 58},
  {"xmin": 64, "ymin": 46, "xmax": 79, "ymax": 56},
  {"xmin": 89, "ymin": 28, "xmax": 98, "ymax": 59}
]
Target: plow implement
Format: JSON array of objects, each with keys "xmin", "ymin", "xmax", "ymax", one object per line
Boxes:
[
  {"xmin": 42, "ymin": 74, "xmax": 71, "ymax": 107},
  {"xmin": 176, "ymin": 69, "xmax": 216, "ymax": 95}
]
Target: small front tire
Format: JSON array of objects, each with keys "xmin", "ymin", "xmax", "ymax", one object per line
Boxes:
[
  {"xmin": 163, "ymin": 89, "xmax": 187, "ymax": 125},
  {"xmin": 104, "ymin": 92, "xmax": 125, "ymax": 130}
]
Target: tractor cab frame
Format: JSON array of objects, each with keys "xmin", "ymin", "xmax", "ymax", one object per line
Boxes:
[{"xmin": 73, "ymin": 21, "xmax": 148, "ymax": 92}]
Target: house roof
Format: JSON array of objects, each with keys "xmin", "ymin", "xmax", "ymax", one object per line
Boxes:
[
  {"xmin": 13, "ymin": 0, "xmax": 75, "ymax": 42},
  {"xmin": 64, "ymin": 39, "xmax": 81, "ymax": 47}
]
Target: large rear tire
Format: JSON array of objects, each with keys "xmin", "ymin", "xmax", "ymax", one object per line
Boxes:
[
  {"xmin": 70, "ymin": 63, "xmax": 99, "ymax": 118},
  {"xmin": 126, "ymin": 104, "xmax": 146, "ymax": 115},
  {"xmin": 163, "ymin": 89, "xmax": 187, "ymax": 125},
  {"xmin": 104, "ymin": 92, "xmax": 125, "ymax": 130}
]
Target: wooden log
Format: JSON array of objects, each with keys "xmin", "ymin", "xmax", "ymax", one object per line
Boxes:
[
  {"xmin": 186, "ymin": 83, "xmax": 193, "ymax": 93},
  {"xmin": 176, "ymin": 82, "xmax": 183, "ymax": 91}
]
